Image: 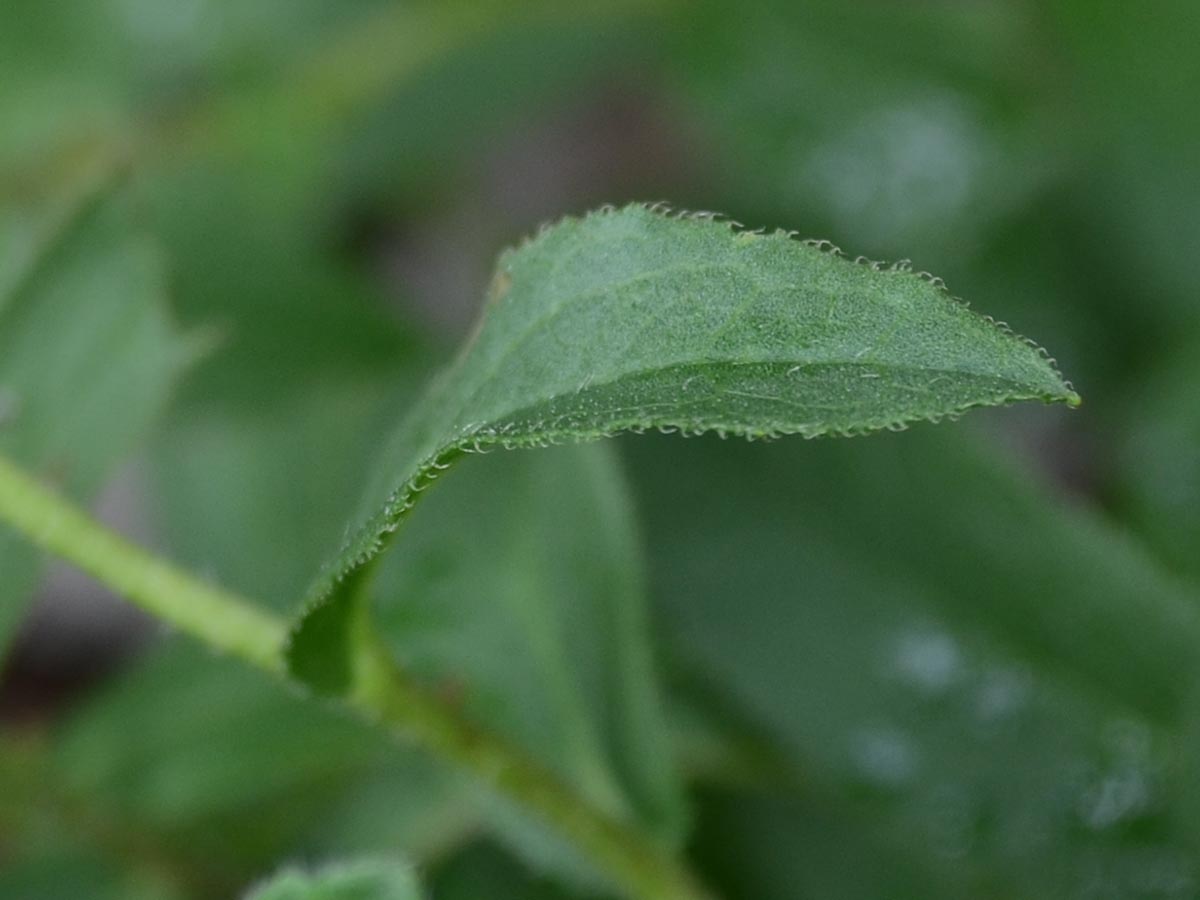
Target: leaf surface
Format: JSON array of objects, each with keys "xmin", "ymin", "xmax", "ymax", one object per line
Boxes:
[{"xmin": 288, "ymin": 203, "xmax": 1077, "ymax": 691}]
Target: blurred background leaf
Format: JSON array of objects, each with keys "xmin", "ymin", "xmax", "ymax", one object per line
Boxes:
[
  {"xmin": 1115, "ymin": 352, "xmax": 1200, "ymax": 586},
  {"xmin": 0, "ymin": 166, "xmax": 192, "ymax": 655},
  {"xmin": 371, "ymin": 445, "xmax": 686, "ymax": 866},
  {"xmin": 0, "ymin": 641, "xmax": 475, "ymax": 898},
  {"xmin": 246, "ymin": 860, "xmax": 421, "ymax": 900},
  {"xmin": 628, "ymin": 425, "xmax": 1200, "ymax": 897}
]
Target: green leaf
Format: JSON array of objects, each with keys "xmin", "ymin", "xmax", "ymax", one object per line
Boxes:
[
  {"xmin": 247, "ymin": 860, "xmax": 421, "ymax": 900},
  {"xmin": 1115, "ymin": 347, "xmax": 1200, "ymax": 583},
  {"xmin": 0, "ymin": 169, "xmax": 190, "ymax": 654},
  {"xmin": 0, "ymin": 3, "xmax": 130, "ymax": 169},
  {"xmin": 1047, "ymin": 0, "xmax": 1200, "ymax": 328},
  {"xmin": 688, "ymin": 788, "xmax": 962, "ymax": 900},
  {"xmin": 288, "ymin": 204, "xmax": 1077, "ymax": 696},
  {"xmin": 370, "ymin": 444, "xmax": 685, "ymax": 847},
  {"xmin": 428, "ymin": 841, "xmax": 580, "ymax": 900},
  {"xmin": 143, "ymin": 158, "xmax": 417, "ymax": 412},
  {"xmin": 46, "ymin": 642, "xmax": 475, "ymax": 884},
  {"xmin": 150, "ymin": 356, "xmax": 688, "ymax": 872},
  {"xmin": 53, "ymin": 644, "xmax": 383, "ymax": 869},
  {"xmin": 627, "ymin": 426, "xmax": 1200, "ymax": 896},
  {"xmin": 332, "ymin": 11, "xmax": 652, "ymax": 210},
  {"xmin": 665, "ymin": 0, "xmax": 1050, "ymax": 260},
  {"xmin": 0, "ymin": 852, "xmax": 185, "ymax": 900},
  {"xmin": 155, "ymin": 348, "xmax": 685, "ymax": 859}
]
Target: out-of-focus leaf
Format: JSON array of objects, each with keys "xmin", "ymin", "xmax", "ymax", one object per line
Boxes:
[
  {"xmin": 372, "ymin": 444, "xmax": 685, "ymax": 847},
  {"xmin": 0, "ymin": 852, "xmax": 184, "ymax": 900},
  {"xmin": 429, "ymin": 841, "xmax": 582, "ymax": 900},
  {"xmin": 330, "ymin": 12, "xmax": 650, "ymax": 210},
  {"xmin": 1047, "ymin": 0, "xmax": 1200, "ymax": 329},
  {"xmin": 688, "ymin": 788, "xmax": 961, "ymax": 900},
  {"xmin": 289, "ymin": 203, "xmax": 1076, "ymax": 702},
  {"xmin": 1115, "ymin": 349, "xmax": 1200, "ymax": 583},
  {"xmin": 293, "ymin": 760, "xmax": 476, "ymax": 868},
  {"xmin": 247, "ymin": 860, "xmax": 421, "ymax": 900},
  {"xmin": 48, "ymin": 642, "xmax": 475, "ymax": 886},
  {"xmin": 0, "ymin": 172, "xmax": 190, "ymax": 654},
  {"xmin": 0, "ymin": 0, "xmax": 432, "ymax": 170},
  {"xmin": 0, "ymin": 741, "xmax": 184, "ymax": 900},
  {"xmin": 44, "ymin": 359, "xmax": 479, "ymax": 888},
  {"xmin": 53, "ymin": 644, "xmax": 384, "ymax": 870},
  {"xmin": 144, "ymin": 356, "xmax": 490, "ymax": 882},
  {"xmin": 153, "ymin": 376, "xmax": 419, "ymax": 612},
  {"xmin": 628, "ymin": 426, "xmax": 1200, "ymax": 897},
  {"xmin": 0, "ymin": 4, "xmax": 132, "ymax": 168},
  {"xmin": 663, "ymin": 0, "xmax": 1056, "ymax": 262},
  {"xmin": 136, "ymin": 2, "xmax": 667, "ymax": 411},
  {"xmin": 142, "ymin": 159, "xmax": 416, "ymax": 412}
]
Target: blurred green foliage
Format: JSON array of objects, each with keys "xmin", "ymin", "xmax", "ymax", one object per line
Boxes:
[
  {"xmin": 1, "ymin": 1, "xmax": 1198, "ymax": 898},
  {"xmin": 0, "ymin": 166, "xmax": 191, "ymax": 651},
  {"xmin": 247, "ymin": 860, "xmax": 421, "ymax": 900}
]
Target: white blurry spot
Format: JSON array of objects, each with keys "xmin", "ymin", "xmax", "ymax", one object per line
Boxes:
[
  {"xmin": 974, "ymin": 665, "xmax": 1032, "ymax": 723},
  {"xmin": 891, "ymin": 626, "xmax": 962, "ymax": 695},
  {"xmin": 114, "ymin": 0, "xmax": 208, "ymax": 45},
  {"xmin": 851, "ymin": 725, "xmax": 919, "ymax": 788},
  {"xmin": 798, "ymin": 94, "xmax": 989, "ymax": 246},
  {"xmin": 1078, "ymin": 766, "xmax": 1151, "ymax": 830},
  {"xmin": 1075, "ymin": 718, "xmax": 1157, "ymax": 831}
]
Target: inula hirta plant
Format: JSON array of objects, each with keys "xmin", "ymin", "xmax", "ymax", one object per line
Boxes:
[{"xmin": 0, "ymin": 196, "xmax": 1077, "ymax": 899}]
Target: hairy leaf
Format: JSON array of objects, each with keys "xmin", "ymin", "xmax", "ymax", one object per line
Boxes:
[
  {"xmin": 288, "ymin": 203, "xmax": 1077, "ymax": 693},
  {"xmin": 153, "ymin": 353, "xmax": 684, "ymax": 858}
]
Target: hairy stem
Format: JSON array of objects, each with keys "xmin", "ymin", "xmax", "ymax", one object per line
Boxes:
[{"xmin": 0, "ymin": 453, "xmax": 709, "ymax": 900}]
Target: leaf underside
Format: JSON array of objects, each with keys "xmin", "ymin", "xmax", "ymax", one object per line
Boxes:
[{"xmin": 287, "ymin": 203, "xmax": 1078, "ymax": 690}]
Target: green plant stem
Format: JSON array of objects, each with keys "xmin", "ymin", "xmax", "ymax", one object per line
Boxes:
[
  {"xmin": 0, "ymin": 452, "xmax": 710, "ymax": 900},
  {"xmin": 0, "ymin": 455, "xmax": 286, "ymax": 673}
]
